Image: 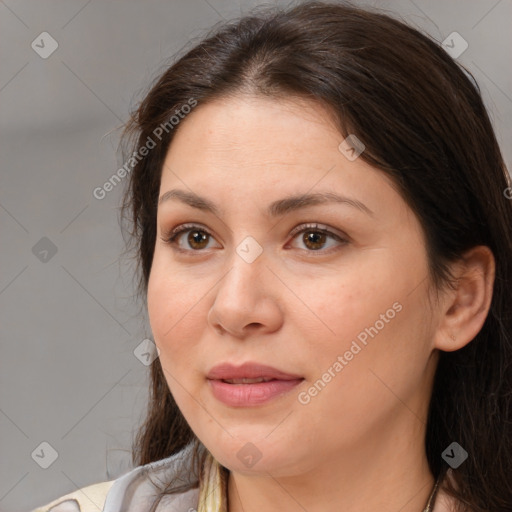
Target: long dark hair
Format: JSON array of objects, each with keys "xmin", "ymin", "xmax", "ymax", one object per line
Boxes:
[{"xmin": 119, "ymin": 1, "xmax": 512, "ymax": 510}]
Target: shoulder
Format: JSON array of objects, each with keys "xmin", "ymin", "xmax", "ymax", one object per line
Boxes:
[
  {"xmin": 31, "ymin": 481, "xmax": 115, "ymax": 512},
  {"xmin": 31, "ymin": 442, "xmax": 201, "ymax": 512}
]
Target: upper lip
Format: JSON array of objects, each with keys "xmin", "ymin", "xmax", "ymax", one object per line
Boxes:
[{"xmin": 207, "ymin": 362, "xmax": 303, "ymax": 381}]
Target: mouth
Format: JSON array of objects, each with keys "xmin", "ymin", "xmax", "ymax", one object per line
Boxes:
[
  {"xmin": 206, "ymin": 362, "xmax": 304, "ymax": 407},
  {"xmin": 206, "ymin": 361, "xmax": 303, "ymax": 381},
  {"xmin": 220, "ymin": 377, "xmax": 279, "ymax": 384}
]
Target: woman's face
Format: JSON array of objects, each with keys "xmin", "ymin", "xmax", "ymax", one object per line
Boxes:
[{"xmin": 147, "ymin": 95, "xmax": 440, "ymax": 476}]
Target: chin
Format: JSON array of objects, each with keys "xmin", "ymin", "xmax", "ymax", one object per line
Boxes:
[{"xmin": 205, "ymin": 436, "xmax": 304, "ymax": 476}]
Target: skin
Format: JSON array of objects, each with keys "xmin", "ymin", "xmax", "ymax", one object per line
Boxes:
[{"xmin": 147, "ymin": 94, "xmax": 495, "ymax": 512}]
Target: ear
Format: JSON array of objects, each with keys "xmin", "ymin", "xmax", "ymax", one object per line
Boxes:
[{"xmin": 433, "ymin": 245, "xmax": 495, "ymax": 352}]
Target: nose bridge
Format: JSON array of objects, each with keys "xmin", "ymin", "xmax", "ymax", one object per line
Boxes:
[
  {"xmin": 235, "ymin": 233, "xmax": 265, "ymax": 266},
  {"xmin": 208, "ymin": 237, "xmax": 280, "ymax": 335},
  {"xmin": 221, "ymin": 237, "xmax": 267, "ymax": 298}
]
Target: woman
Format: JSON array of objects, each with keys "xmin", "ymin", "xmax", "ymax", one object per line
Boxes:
[{"xmin": 33, "ymin": 1, "xmax": 512, "ymax": 511}]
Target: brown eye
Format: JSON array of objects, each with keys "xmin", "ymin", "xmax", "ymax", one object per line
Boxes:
[
  {"xmin": 302, "ymin": 231, "xmax": 328, "ymax": 250},
  {"xmin": 161, "ymin": 222, "xmax": 347, "ymax": 254},
  {"xmin": 186, "ymin": 229, "xmax": 210, "ymax": 250},
  {"xmin": 288, "ymin": 223, "xmax": 348, "ymax": 252},
  {"xmin": 161, "ymin": 224, "xmax": 220, "ymax": 252}
]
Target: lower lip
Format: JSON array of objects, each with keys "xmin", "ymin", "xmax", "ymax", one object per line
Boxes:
[{"xmin": 208, "ymin": 378, "xmax": 304, "ymax": 406}]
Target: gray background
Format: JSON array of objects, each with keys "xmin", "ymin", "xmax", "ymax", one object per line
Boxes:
[{"xmin": 0, "ymin": 0, "xmax": 510, "ymax": 510}]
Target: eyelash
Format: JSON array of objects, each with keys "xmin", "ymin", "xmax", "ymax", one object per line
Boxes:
[{"xmin": 160, "ymin": 222, "xmax": 348, "ymax": 255}]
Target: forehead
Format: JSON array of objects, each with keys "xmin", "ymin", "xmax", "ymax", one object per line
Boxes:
[
  {"xmin": 158, "ymin": 94, "xmax": 404, "ymax": 221},
  {"xmin": 166, "ymin": 94, "xmax": 341, "ymax": 163}
]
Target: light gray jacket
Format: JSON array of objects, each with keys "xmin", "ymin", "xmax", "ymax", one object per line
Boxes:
[{"xmin": 32, "ymin": 442, "xmax": 202, "ymax": 512}]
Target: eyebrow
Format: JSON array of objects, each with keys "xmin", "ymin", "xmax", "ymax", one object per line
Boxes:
[{"xmin": 158, "ymin": 189, "xmax": 374, "ymax": 217}]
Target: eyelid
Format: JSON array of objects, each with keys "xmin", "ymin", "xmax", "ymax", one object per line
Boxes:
[
  {"xmin": 163, "ymin": 222, "xmax": 214, "ymax": 241},
  {"xmin": 288, "ymin": 222, "xmax": 347, "ymax": 241},
  {"xmin": 160, "ymin": 222, "xmax": 221, "ymax": 252},
  {"xmin": 160, "ymin": 222, "xmax": 349, "ymax": 252}
]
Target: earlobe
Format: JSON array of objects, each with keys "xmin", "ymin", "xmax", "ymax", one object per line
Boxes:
[{"xmin": 433, "ymin": 245, "xmax": 495, "ymax": 352}]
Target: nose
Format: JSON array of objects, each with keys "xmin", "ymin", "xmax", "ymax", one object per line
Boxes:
[{"xmin": 207, "ymin": 252, "xmax": 284, "ymax": 339}]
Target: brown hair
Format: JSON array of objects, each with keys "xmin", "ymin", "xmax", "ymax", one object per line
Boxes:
[{"xmin": 119, "ymin": 1, "xmax": 512, "ymax": 510}]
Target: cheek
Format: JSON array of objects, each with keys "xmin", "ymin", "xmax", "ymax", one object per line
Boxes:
[
  {"xmin": 147, "ymin": 262, "xmax": 207, "ymax": 374},
  {"xmin": 294, "ymin": 262, "xmax": 395, "ymax": 354},
  {"xmin": 299, "ymin": 256, "xmax": 428, "ymax": 392},
  {"xmin": 147, "ymin": 274, "xmax": 194, "ymax": 406},
  {"xmin": 320, "ymin": 294, "xmax": 430, "ymax": 417},
  {"xmin": 147, "ymin": 269, "xmax": 174, "ymax": 344},
  {"xmin": 147, "ymin": 264, "xmax": 186, "ymax": 360}
]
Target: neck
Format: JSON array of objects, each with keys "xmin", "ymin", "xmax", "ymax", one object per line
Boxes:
[{"xmin": 226, "ymin": 414, "xmax": 436, "ymax": 512}]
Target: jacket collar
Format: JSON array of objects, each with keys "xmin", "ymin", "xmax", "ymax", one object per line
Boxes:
[{"xmin": 103, "ymin": 441, "xmax": 201, "ymax": 511}]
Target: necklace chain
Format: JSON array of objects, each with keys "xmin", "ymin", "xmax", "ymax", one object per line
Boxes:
[{"xmin": 423, "ymin": 474, "xmax": 442, "ymax": 512}]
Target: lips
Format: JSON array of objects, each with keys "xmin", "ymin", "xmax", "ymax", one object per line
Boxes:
[
  {"xmin": 206, "ymin": 362, "xmax": 304, "ymax": 407},
  {"xmin": 206, "ymin": 362, "xmax": 303, "ymax": 382}
]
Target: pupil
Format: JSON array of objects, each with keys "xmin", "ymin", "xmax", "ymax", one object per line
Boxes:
[
  {"xmin": 189, "ymin": 230, "xmax": 207, "ymax": 248},
  {"xmin": 305, "ymin": 231, "xmax": 325, "ymax": 250}
]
